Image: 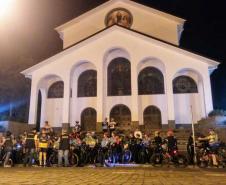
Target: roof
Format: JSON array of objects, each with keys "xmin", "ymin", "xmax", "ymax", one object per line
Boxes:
[
  {"xmin": 21, "ymin": 25, "xmax": 219, "ymax": 77},
  {"xmin": 55, "ymin": 0, "xmax": 185, "ymax": 33}
]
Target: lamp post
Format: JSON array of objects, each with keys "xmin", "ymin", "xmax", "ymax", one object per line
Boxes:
[{"xmin": 190, "ymin": 105, "xmax": 197, "ymax": 165}]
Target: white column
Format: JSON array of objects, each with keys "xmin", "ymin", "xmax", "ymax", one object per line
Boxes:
[
  {"xmin": 131, "ymin": 59, "xmax": 139, "ymax": 122},
  {"xmin": 28, "ymin": 78, "xmax": 39, "ymax": 125},
  {"xmin": 40, "ymin": 89, "xmax": 47, "ymax": 127},
  {"xmin": 96, "ymin": 66, "xmax": 103, "ymax": 123},
  {"xmin": 62, "ymin": 75, "xmax": 70, "ymax": 124},
  {"xmin": 203, "ymin": 69, "xmax": 214, "ymax": 116},
  {"xmin": 165, "ymin": 72, "xmax": 175, "ymax": 125}
]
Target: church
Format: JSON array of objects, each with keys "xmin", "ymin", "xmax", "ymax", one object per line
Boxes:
[{"xmin": 21, "ymin": 0, "xmax": 219, "ymax": 131}]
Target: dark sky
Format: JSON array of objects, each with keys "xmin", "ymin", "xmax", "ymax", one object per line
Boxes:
[{"xmin": 0, "ymin": 0, "xmax": 226, "ymax": 121}]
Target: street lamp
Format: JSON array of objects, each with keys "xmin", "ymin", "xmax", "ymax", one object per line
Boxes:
[{"xmin": 0, "ymin": 0, "xmax": 14, "ymax": 17}]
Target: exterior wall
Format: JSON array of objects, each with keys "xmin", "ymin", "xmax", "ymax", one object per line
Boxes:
[
  {"xmin": 45, "ymin": 98, "xmax": 63, "ymax": 128},
  {"xmin": 138, "ymin": 95, "xmax": 168, "ymax": 125},
  {"xmin": 174, "ymin": 94, "xmax": 202, "ymax": 124},
  {"xmin": 27, "ymin": 29, "xmax": 214, "ymax": 129}
]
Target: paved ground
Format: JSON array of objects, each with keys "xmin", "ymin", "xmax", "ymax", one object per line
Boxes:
[{"xmin": 0, "ymin": 166, "xmax": 225, "ymax": 185}]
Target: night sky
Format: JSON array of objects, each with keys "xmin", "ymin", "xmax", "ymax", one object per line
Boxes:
[{"xmin": 0, "ymin": 0, "xmax": 226, "ymax": 122}]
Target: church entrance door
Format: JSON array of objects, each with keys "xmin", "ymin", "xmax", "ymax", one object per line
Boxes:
[
  {"xmin": 110, "ymin": 105, "xmax": 131, "ymax": 131},
  {"xmin": 81, "ymin": 108, "xmax": 97, "ymax": 131},
  {"xmin": 143, "ymin": 106, "xmax": 162, "ymax": 129}
]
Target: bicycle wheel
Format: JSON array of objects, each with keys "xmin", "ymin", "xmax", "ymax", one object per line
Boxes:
[
  {"xmin": 48, "ymin": 154, "xmax": 58, "ymax": 167},
  {"xmin": 138, "ymin": 151, "xmax": 146, "ymax": 164},
  {"xmin": 151, "ymin": 153, "xmax": 163, "ymax": 166},
  {"xmin": 70, "ymin": 153, "xmax": 79, "ymax": 167},
  {"xmin": 122, "ymin": 150, "xmax": 132, "ymax": 164},
  {"xmin": 3, "ymin": 158, "xmax": 13, "ymax": 167},
  {"xmin": 174, "ymin": 154, "xmax": 188, "ymax": 168}
]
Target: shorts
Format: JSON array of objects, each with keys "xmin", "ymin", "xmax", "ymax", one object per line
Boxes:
[{"xmin": 40, "ymin": 148, "xmax": 47, "ymax": 153}]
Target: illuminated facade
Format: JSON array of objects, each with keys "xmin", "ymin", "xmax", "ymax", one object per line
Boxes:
[{"xmin": 22, "ymin": 0, "xmax": 218, "ymax": 130}]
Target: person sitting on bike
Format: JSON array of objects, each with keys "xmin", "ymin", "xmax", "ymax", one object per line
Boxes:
[
  {"xmin": 70, "ymin": 133, "xmax": 82, "ymax": 148},
  {"xmin": 83, "ymin": 132, "xmax": 97, "ymax": 148},
  {"xmin": 24, "ymin": 128, "xmax": 37, "ymax": 167},
  {"xmin": 58, "ymin": 129, "xmax": 70, "ymax": 167},
  {"xmin": 0, "ymin": 133, "xmax": 5, "ymax": 160},
  {"xmin": 100, "ymin": 132, "xmax": 110, "ymax": 158},
  {"xmin": 70, "ymin": 128, "xmax": 77, "ymax": 140},
  {"xmin": 127, "ymin": 132, "xmax": 136, "ymax": 162},
  {"xmin": 110, "ymin": 132, "xmax": 122, "ymax": 161},
  {"xmin": 101, "ymin": 133, "xmax": 110, "ymax": 148},
  {"xmin": 37, "ymin": 129, "xmax": 49, "ymax": 167},
  {"xmin": 198, "ymin": 129, "xmax": 219, "ymax": 166},
  {"xmin": 142, "ymin": 133, "xmax": 151, "ymax": 148},
  {"xmin": 3, "ymin": 131, "xmax": 14, "ymax": 167},
  {"xmin": 164, "ymin": 130, "xmax": 178, "ymax": 155}
]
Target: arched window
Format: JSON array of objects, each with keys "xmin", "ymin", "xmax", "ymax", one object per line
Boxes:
[
  {"xmin": 138, "ymin": 67, "xmax": 164, "ymax": 95},
  {"xmin": 173, "ymin": 75, "xmax": 198, "ymax": 94},
  {"xmin": 81, "ymin": 108, "xmax": 97, "ymax": 131},
  {"xmin": 77, "ymin": 70, "xmax": 97, "ymax": 97},
  {"xmin": 110, "ymin": 104, "xmax": 131, "ymax": 129},
  {"xmin": 108, "ymin": 57, "xmax": 131, "ymax": 96},
  {"xmin": 47, "ymin": 81, "xmax": 64, "ymax": 98},
  {"xmin": 143, "ymin": 106, "xmax": 162, "ymax": 129}
]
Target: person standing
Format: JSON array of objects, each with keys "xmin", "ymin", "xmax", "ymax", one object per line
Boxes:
[
  {"xmin": 187, "ymin": 134, "xmax": 195, "ymax": 165},
  {"xmin": 24, "ymin": 128, "xmax": 37, "ymax": 166},
  {"xmin": 3, "ymin": 131, "xmax": 13, "ymax": 167},
  {"xmin": 58, "ymin": 129, "xmax": 70, "ymax": 167},
  {"xmin": 37, "ymin": 129, "xmax": 48, "ymax": 167},
  {"xmin": 0, "ymin": 133, "xmax": 5, "ymax": 159},
  {"xmin": 43, "ymin": 121, "xmax": 52, "ymax": 136},
  {"xmin": 198, "ymin": 129, "xmax": 219, "ymax": 166},
  {"xmin": 102, "ymin": 118, "xmax": 108, "ymax": 133},
  {"xmin": 109, "ymin": 118, "xmax": 116, "ymax": 136}
]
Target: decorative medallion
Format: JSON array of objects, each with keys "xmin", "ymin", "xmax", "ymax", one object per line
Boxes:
[{"xmin": 105, "ymin": 8, "xmax": 133, "ymax": 28}]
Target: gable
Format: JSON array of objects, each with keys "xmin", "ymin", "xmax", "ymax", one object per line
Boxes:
[{"xmin": 55, "ymin": 0, "xmax": 185, "ymax": 49}]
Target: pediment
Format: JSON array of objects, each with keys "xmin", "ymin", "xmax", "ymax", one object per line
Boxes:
[{"xmin": 55, "ymin": 0, "xmax": 185, "ymax": 48}]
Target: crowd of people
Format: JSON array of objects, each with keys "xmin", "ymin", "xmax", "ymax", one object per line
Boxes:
[{"xmin": 0, "ymin": 119, "xmax": 224, "ymax": 168}]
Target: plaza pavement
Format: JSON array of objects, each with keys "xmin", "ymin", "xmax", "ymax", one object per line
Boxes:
[{"xmin": 0, "ymin": 166, "xmax": 225, "ymax": 185}]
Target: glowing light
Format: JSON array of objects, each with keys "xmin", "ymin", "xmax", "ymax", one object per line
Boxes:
[{"xmin": 0, "ymin": 0, "xmax": 14, "ymax": 17}]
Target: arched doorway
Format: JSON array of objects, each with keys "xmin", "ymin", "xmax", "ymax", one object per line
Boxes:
[
  {"xmin": 81, "ymin": 108, "xmax": 97, "ymax": 131},
  {"xmin": 110, "ymin": 104, "xmax": 131, "ymax": 130},
  {"xmin": 36, "ymin": 90, "xmax": 42, "ymax": 131},
  {"xmin": 143, "ymin": 106, "xmax": 162, "ymax": 129}
]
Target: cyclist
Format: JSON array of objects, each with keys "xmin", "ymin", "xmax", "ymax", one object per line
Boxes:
[
  {"xmin": 3, "ymin": 131, "xmax": 14, "ymax": 167},
  {"xmin": 24, "ymin": 128, "xmax": 37, "ymax": 166},
  {"xmin": 37, "ymin": 129, "xmax": 49, "ymax": 167},
  {"xmin": 58, "ymin": 129, "xmax": 70, "ymax": 167},
  {"xmin": 198, "ymin": 129, "xmax": 219, "ymax": 166},
  {"xmin": 164, "ymin": 130, "xmax": 177, "ymax": 155},
  {"xmin": 0, "ymin": 133, "xmax": 5, "ymax": 159}
]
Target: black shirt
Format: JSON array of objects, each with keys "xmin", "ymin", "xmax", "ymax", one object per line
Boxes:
[
  {"xmin": 4, "ymin": 136, "xmax": 13, "ymax": 148},
  {"xmin": 59, "ymin": 133, "xmax": 70, "ymax": 150},
  {"xmin": 26, "ymin": 132, "xmax": 35, "ymax": 149}
]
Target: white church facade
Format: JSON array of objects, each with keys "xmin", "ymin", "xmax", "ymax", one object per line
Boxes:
[{"xmin": 22, "ymin": 0, "xmax": 219, "ymax": 131}]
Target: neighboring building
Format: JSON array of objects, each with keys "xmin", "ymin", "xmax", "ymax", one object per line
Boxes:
[{"xmin": 21, "ymin": 0, "xmax": 219, "ymax": 131}]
